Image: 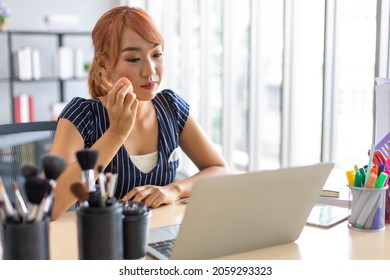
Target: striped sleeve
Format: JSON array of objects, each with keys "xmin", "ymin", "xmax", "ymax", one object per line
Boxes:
[
  {"xmin": 58, "ymin": 97, "xmax": 93, "ymax": 145},
  {"xmin": 161, "ymin": 89, "xmax": 190, "ymax": 135}
]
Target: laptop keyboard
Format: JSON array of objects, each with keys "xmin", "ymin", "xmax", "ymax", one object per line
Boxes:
[{"xmin": 148, "ymin": 239, "xmax": 176, "ymax": 258}]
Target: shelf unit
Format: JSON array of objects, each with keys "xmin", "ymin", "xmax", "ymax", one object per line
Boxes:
[{"xmin": 1, "ymin": 30, "xmax": 91, "ymax": 123}]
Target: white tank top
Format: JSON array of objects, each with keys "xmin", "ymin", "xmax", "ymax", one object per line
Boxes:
[{"xmin": 129, "ymin": 151, "xmax": 158, "ymax": 174}]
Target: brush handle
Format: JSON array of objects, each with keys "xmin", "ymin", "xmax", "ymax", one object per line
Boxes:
[{"xmin": 82, "ymin": 170, "xmax": 96, "ymax": 192}]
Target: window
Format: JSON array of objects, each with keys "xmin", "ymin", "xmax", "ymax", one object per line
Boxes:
[{"xmin": 143, "ymin": 0, "xmax": 379, "ymax": 173}]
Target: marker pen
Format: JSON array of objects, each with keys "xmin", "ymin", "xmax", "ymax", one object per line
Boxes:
[
  {"xmin": 354, "ymin": 173, "xmax": 363, "ymax": 187},
  {"xmin": 366, "ymin": 172, "xmax": 377, "ymax": 188},
  {"xmin": 364, "ymin": 144, "xmax": 375, "ymax": 186},
  {"xmin": 359, "ymin": 167, "xmax": 366, "ymax": 185},
  {"xmin": 346, "ymin": 170, "xmax": 355, "ymax": 186},
  {"xmin": 354, "ymin": 164, "xmax": 359, "ymax": 174},
  {"xmin": 378, "ymin": 163, "xmax": 385, "ymax": 176}
]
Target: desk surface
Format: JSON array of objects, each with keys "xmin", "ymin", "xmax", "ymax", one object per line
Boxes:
[{"xmin": 49, "ymin": 201, "xmax": 390, "ymax": 260}]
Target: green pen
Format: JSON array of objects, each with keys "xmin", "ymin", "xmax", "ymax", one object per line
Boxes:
[
  {"xmin": 354, "ymin": 172, "xmax": 363, "ymax": 187},
  {"xmin": 359, "ymin": 167, "xmax": 366, "ymax": 185},
  {"xmin": 375, "ymin": 172, "xmax": 388, "ymax": 188}
]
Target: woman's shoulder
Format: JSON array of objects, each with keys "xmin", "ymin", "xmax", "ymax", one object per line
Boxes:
[
  {"xmin": 156, "ymin": 89, "xmax": 189, "ymax": 110},
  {"xmin": 158, "ymin": 89, "xmax": 181, "ymax": 99},
  {"xmin": 66, "ymin": 97, "xmax": 100, "ymax": 107},
  {"xmin": 58, "ymin": 97, "xmax": 101, "ymax": 120}
]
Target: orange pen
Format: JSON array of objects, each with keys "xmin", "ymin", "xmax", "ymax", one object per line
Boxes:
[
  {"xmin": 365, "ymin": 172, "xmax": 377, "ymax": 188},
  {"xmin": 370, "ymin": 166, "xmax": 378, "ymax": 176}
]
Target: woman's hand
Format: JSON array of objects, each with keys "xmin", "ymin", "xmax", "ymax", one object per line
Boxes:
[
  {"xmin": 121, "ymin": 184, "xmax": 183, "ymax": 208},
  {"xmin": 106, "ymin": 77, "xmax": 139, "ymax": 140}
]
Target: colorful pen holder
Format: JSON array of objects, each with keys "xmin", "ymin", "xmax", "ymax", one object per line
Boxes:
[{"xmin": 348, "ymin": 185, "xmax": 388, "ymax": 232}]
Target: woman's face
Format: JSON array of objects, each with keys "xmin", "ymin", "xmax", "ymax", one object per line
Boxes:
[{"xmin": 111, "ymin": 28, "xmax": 164, "ymax": 101}]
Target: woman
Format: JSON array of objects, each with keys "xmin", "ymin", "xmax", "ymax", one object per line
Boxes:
[{"xmin": 50, "ymin": 6, "xmax": 229, "ymax": 220}]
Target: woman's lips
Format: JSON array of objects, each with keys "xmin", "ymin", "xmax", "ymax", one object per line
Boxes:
[{"xmin": 140, "ymin": 82, "xmax": 157, "ymax": 90}]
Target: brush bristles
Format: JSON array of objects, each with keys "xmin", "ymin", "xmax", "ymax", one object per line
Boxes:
[
  {"xmin": 76, "ymin": 149, "xmax": 99, "ymax": 171},
  {"xmin": 42, "ymin": 154, "xmax": 67, "ymax": 180},
  {"xmin": 25, "ymin": 178, "xmax": 52, "ymax": 205},
  {"xmin": 21, "ymin": 163, "xmax": 38, "ymax": 179},
  {"xmin": 70, "ymin": 182, "xmax": 89, "ymax": 203}
]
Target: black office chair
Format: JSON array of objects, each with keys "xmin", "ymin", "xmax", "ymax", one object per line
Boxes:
[{"xmin": 0, "ymin": 121, "xmax": 58, "ymax": 204}]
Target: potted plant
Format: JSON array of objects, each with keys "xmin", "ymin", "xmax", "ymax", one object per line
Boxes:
[{"xmin": 0, "ymin": 1, "xmax": 11, "ymax": 31}]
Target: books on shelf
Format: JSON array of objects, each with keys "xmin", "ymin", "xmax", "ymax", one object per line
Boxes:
[
  {"xmin": 13, "ymin": 47, "xmax": 41, "ymax": 81},
  {"xmin": 56, "ymin": 47, "xmax": 74, "ymax": 80},
  {"xmin": 55, "ymin": 47, "xmax": 86, "ymax": 79},
  {"xmin": 13, "ymin": 46, "xmax": 86, "ymax": 81},
  {"xmin": 74, "ymin": 48, "xmax": 85, "ymax": 78},
  {"xmin": 14, "ymin": 93, "xmax": 35, "ymax": 123},
  {"xmin": 31, "ymin": 48, "xmax": 41, "ymax": 80}
]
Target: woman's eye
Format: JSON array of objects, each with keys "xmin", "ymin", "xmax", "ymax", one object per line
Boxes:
[
  {"xmin": 126, "ymin": 57, "xmax": 140, "ymax": 63},
  {"xmin": 153, "ymin": 53, "xmax": 163, "ymax": 58}
]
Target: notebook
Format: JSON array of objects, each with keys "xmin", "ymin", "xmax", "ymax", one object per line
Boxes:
[{"xmin": 147, "ymin": 162, "xmax": 335, "ymax": 260}]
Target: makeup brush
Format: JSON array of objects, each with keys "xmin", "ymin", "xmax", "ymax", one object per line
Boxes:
[
  {"xmin": 41, "ymin": 154, "xmax": 66, "ymax": 215},
  {"xmin": 24, "ymin": 177, "xmax": 51, "ymax": 221},
  {"xmin": 97, "ymin": 165, "xmax": 106, "ymax": 206},
  {"xmin": 0, "ymin": 177, "xmax": 18, "ymax": 222},
  {"xmin": 107, "ymin": 166, "xmax": 118, "ymax": 200},
  {"xmin": 70, "ymin": 182, "xmax": 89, "ymax": 207},
  {"xmin": 35, "ymin": 192, "xmax": 50, "ymax": 222},
  {"xmin": 0, "ymin": 200, "xmax": 6, "ymax": 223},
  {"xmin": 76, "ymin": 149, "xmax": 98, "ymax": 192},
  {"xmin": 20, "ymin": 163, "xmax": 38, "ymax": 179},
  {"xmin": 42, "ymin": 154, "xmax": 66, "ymax": 186},
  {"xmin": 12, "ymin": 181, "xmax": 28, "ymax": 222}
]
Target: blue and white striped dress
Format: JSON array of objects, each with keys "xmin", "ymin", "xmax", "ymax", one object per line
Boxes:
[{"xmin": 58, "ymin": 89, "xmax": 190, "ymax": 199}]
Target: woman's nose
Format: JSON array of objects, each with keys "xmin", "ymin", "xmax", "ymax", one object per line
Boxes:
[{"xmin": 142, "ymin": 59, "xmax": 156, "ymax": 78}]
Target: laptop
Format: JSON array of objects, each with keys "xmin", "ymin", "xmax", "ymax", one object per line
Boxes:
[{"xmin": 147, "ymin": 162, "xmax": 335, "ymax": 260}]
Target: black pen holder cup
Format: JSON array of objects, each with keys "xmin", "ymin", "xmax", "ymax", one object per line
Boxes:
[
  {"xmin": 2, "ymin": 219, "xmax": 50, "ymax": 260},
  {"xmin": 122, "ymin": 201, "xmax": 151, "ymax": 259},
  {"xmin": 347, "ymin": 185, "xmax": 388, "ymax": 232},
  {"xmin": 77, "ymin": 203, "xmax": 123, "ymax": 259}
]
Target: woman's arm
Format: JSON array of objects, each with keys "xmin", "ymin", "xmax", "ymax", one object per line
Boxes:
[{"xmin": 51, "ymin": 78, "xmax": 139, "ymax": 220}]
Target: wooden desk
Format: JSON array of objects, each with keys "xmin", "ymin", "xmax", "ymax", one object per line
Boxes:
[{"xmin": 49, "ymin": 201, "xmax": 390, "ymax": 260}]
